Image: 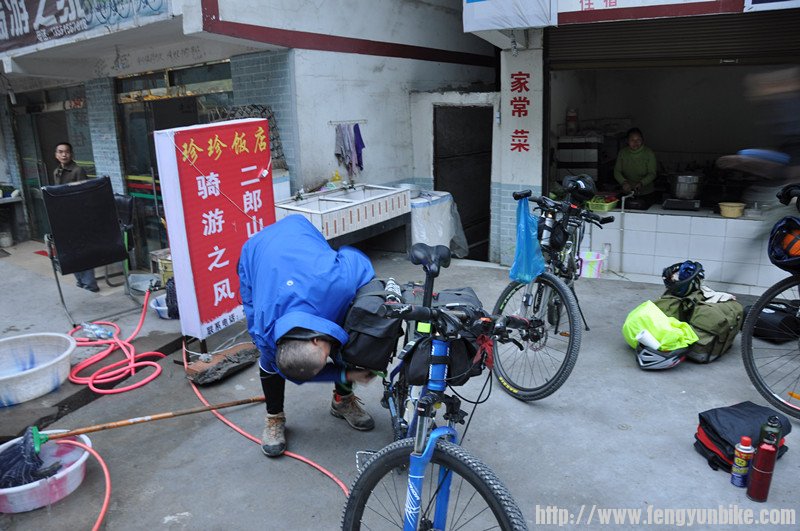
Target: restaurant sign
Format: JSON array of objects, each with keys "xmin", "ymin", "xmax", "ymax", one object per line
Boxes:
[{"xmin": 0, "ymin": 0, "xmax": 168, "ymax": 53}]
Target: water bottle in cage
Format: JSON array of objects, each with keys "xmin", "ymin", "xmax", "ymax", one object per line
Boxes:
[
  {"xmin": 384, "ymin": 277, "xmax": 403, "ymax": 303},
  {"xmin": 541, "ymin": 215, "xmax": 555, "ymax": 247}
]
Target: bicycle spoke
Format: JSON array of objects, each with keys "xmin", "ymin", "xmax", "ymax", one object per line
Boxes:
[{"xmin": 742, "ymin": 276, "xmax": 800, "ymax": 418}]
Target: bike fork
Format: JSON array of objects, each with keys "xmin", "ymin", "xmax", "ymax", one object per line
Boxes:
[{"xmin": 404, "ymin": 425, "xmax": 458, "ymax": 531}]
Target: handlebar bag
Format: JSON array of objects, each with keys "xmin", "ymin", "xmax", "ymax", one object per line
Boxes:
[
  {"xmin": 402, "ymin": 286, "xmax": 486, "ymax": 386},
  {"xmin": 403, "ymin": 335, "xmax": 482, "ymax": 387},
  {"xmin": 340, "ymin": 278, "xmax": 405, "ymax": 371}
]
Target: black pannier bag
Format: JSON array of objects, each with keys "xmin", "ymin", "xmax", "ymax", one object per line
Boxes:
[
  {"xmin": 340, "ymin": 278, "xmax": 405, "ymax": 371},
  {"xmin": 744, "ymin": 301, "xmax": 800, "ymax": 344},
  {"xmin": 402, "ymin": 286, "xmax": 488, "ymax": 386}
]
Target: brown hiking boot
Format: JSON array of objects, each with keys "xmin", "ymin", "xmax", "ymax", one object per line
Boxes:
[
  {"xmin": 330, "ymin": 392, "xmax": 375, "ymax": 431},
  {"xmin": 261, "ymin": 412, "xmax": 286, "ymax": 457}
]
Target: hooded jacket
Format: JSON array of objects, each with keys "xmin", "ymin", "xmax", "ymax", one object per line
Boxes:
[{"xmin": 238, "ymin": 215, "xmax": 374, "ymax": 382}]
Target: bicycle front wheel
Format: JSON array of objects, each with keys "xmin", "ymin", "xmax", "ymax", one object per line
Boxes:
[
  {"xmin": 342, "ymin": 438, "xmax": 528, "ymax": 530},
  {"xmin": 492, "ymin": 272, "xmax": 581, "ymax": 401},
  {"xmin": 741, "ymin": 275, "xmax": 800, "ymax": 419}
]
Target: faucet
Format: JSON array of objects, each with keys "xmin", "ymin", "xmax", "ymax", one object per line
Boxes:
[{"xmin": 294, "ymin": 188, "xmax": 305, "ymax": 201}]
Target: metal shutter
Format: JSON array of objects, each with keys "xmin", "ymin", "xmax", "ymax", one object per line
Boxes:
[{"xmin": 545, "ymin": 9, "xmax": 800, "ymax": 69}]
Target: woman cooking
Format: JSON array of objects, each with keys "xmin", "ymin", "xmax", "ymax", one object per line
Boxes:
[{"xmin": 614, "ymin": 127, "xmax": 657, "ymax": 208}]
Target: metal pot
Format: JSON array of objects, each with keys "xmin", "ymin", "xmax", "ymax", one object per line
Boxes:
[{"xmin": 670, "ymin": 174, "xmax": 702, "ymax": 200}]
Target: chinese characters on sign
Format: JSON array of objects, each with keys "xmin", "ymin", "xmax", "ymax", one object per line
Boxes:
[
  {"xmin": 156, "ymin": 118, "xmax": 275, "ymax": 340},
  {"xmin": 509, "ymin": 71, "xmax": 531, "ymax": 153},
  {"xmin": 0, "ymin": 0, "xmax": 168, "ymax": 53}
]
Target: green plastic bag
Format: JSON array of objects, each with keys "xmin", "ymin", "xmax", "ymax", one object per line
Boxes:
[{"xmin": 622, "ymin": 300, "xmax": 699, "ymax": 351}]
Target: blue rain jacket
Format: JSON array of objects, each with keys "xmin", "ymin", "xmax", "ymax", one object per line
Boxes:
[{"xmin": 238, "ymin": 215, "xmax": 374, "ymax": 382}]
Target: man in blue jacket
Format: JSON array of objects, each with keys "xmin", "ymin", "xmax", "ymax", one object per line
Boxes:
[{"xmin": 238, "ymin": 214, "xmax": 376, "ymax": 457}]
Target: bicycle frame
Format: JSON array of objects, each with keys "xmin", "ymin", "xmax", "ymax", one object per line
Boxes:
[{"xmin": 403, "ymin": 337, "xmax": 459, "ymax": 530}]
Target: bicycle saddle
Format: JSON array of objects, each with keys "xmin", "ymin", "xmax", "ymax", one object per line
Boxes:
[{"xmin": 409, "ymin": 243, "xmax": 451, "ymax": 277}]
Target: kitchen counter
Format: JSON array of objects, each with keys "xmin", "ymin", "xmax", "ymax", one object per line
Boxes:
[{"xmin": 642, "ymin": 204, "xmax": 765, "ymax": 220}]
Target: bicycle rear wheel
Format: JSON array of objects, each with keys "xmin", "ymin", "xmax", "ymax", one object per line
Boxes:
[
  {"xmin": 492, "ymin": 272, "xmax": 581, "ymax": 401},
  {"xmin": 741, "ymin": 275, "xmax": 800, "ymax": 419},
  {"xmin": 342, "ymin": 438, "xmax": 528, "ymax": 530}
]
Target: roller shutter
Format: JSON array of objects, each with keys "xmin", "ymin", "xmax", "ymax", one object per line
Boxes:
[{"xmin": 545, "ymin": 9, "xmax": 800, "ymax": 69}]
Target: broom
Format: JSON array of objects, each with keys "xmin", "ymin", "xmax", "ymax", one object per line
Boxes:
[{"xmin": 0, "ymin": 396, "xmax": 265, "ymax": 489}]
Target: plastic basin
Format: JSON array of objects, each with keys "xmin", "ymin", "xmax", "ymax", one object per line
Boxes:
[
  {"xmin": 0, "ymin": 333, "xmax": 76, "ymax": 407},
  {"xmin": 0, "ymin": 431, "xmax": 92, "ymax": 513}
]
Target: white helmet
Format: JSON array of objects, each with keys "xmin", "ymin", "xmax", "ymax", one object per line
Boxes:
[{"xmin": 636, "ymin": 345, "xmax": 686, "ymax": 370}]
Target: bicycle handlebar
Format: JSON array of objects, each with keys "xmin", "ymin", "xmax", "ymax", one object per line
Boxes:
[
  {"xmin": 377, "ymin": 303, "xmax": 530, "ymax": 340},
  {"xmin": 511, "ymin": 189, "xmax": 614, "ymax": 228}
]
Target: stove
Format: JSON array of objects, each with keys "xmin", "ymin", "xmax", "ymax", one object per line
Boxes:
[{"xmin": 663, "ymin": 198, "xmax": 701, "ymax": 211}]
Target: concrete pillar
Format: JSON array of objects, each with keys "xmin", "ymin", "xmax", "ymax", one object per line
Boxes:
[{"xmin": 490, "ymin": 31, "xmax": 544, "ymax": 266}]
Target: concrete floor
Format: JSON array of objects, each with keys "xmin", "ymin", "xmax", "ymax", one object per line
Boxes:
[{"xmin": 1, "ymin": 242, "xmax": 798, "ymax": 530}]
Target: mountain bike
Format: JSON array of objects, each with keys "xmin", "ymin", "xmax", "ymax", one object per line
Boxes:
[
  {"xmin": 491, "ymin": 185, "xmax": 614, "ymax": 401},
  {"xmin": 741, "ymin": 182, "xmax": 800, "ymax": 420},
  {"xmin": 341, "ymin": 243, "xmax": 529, "ymax": 530}
]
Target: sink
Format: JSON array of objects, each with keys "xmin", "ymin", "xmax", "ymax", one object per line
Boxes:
[
  {"xmin": 325, "ymin": 185, "xmax": 400, "ymax": 202},
  {"xmin": 275, "ymin": 184, "xmax": 411, "ymax": 239}
]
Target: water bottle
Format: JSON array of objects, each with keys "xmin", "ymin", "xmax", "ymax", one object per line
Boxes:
[
  {"xmin": 80, "ymin": 322, "xmax": 112, "ymax": 340},
  {"xmin": 540, "ymin": 215, "xmax": 555, "ymax": 248},
  {"xmin": 384, "ymin": 277, "xmax": 403, "ymax": 304},
  {"xmin": 730, "ymin": 436, "xmax": 755, "ymax": 488},
  {"xmin": 747, "ymin": 434, "xmax": 779, "ymax": 502}
]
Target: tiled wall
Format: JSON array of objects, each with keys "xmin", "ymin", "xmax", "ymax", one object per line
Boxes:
[{"xmin": 586, "ymin": 211, "xmax": 782, "ymax": 296}]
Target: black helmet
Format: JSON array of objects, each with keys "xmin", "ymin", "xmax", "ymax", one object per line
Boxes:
[
  {"xmin": 768, "ymin": 216, "xmax": 800, "ymax": 274},
  {"xmin": 662, "ymin": 261, "xmax": 704, "ymax": 297},
  {"xmin": 562, "ymin": 174, "xmax": 596, "ymax": 204}
]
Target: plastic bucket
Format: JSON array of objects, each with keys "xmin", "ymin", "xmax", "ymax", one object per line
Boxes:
[{"xmin": 579, "ymin": 251, "xmax": 605, "ymax": 278}]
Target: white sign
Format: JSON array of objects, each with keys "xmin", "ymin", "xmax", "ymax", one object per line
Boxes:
[
  {"xmin": 463, "ymin": 0, "xmax": 557, "ymax": 31},
  {"xmin": 745, "ymin": 0, "xmax": 800, "ymax": 11}
]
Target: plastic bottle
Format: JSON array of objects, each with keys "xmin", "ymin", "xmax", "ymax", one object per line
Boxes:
[
  {"xmin": 746, "ymin": 434, "xmax": 779, "ymax": 502},
  {"xmin": 540, "ymin": 215, "xmax": 555, "ymax": 248},
  {"xmin": 759, "ymin": 415, "xmax": 782, "ymax": 447},
  {"xmin": 730, "ymin": 436, "xmax": 755, "ymax": 488},
  {"xmin": 384, "ymin": 277, "xmax": 403, "ymax": 304}
]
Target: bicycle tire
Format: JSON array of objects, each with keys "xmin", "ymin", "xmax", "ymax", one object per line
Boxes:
[
  {"xmin": 741, "ymin": 275, "xmax": 800, "ymax": 419},
  {"xmin": 342, "ymin": 438, "xmax": 528, "ymax": 530},
  {"xmin": 492, "ymin": 272, "xmax": 581, "ymax": 401}
]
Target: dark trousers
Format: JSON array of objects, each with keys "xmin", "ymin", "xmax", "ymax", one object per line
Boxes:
[{"xmin": 259, "ymin": 368, "xmax": 352, "ymax": 414}]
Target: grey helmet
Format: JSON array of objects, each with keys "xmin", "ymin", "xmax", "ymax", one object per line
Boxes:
[{"xmin": 636, "ymin": 345, "xmax": 687, "ymax": 370}]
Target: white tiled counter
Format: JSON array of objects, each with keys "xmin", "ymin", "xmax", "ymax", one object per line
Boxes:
[{"xmin": 586, "ymin": 205, "xmax": 785, "ymax": 296}]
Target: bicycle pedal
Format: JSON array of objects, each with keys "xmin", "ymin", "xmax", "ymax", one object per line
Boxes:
[{"xmin": 355, "ymin": 450, "xmax": 378, "ymax": 471}]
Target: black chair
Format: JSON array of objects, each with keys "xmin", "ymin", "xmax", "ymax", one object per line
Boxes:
[
  {"xmin": 101, "ymin": 193, "xmax": 136, "ymax": 287},
  {"xmin": 42, "ymin": 177, "xmax": 137, "ymax": 325}
]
